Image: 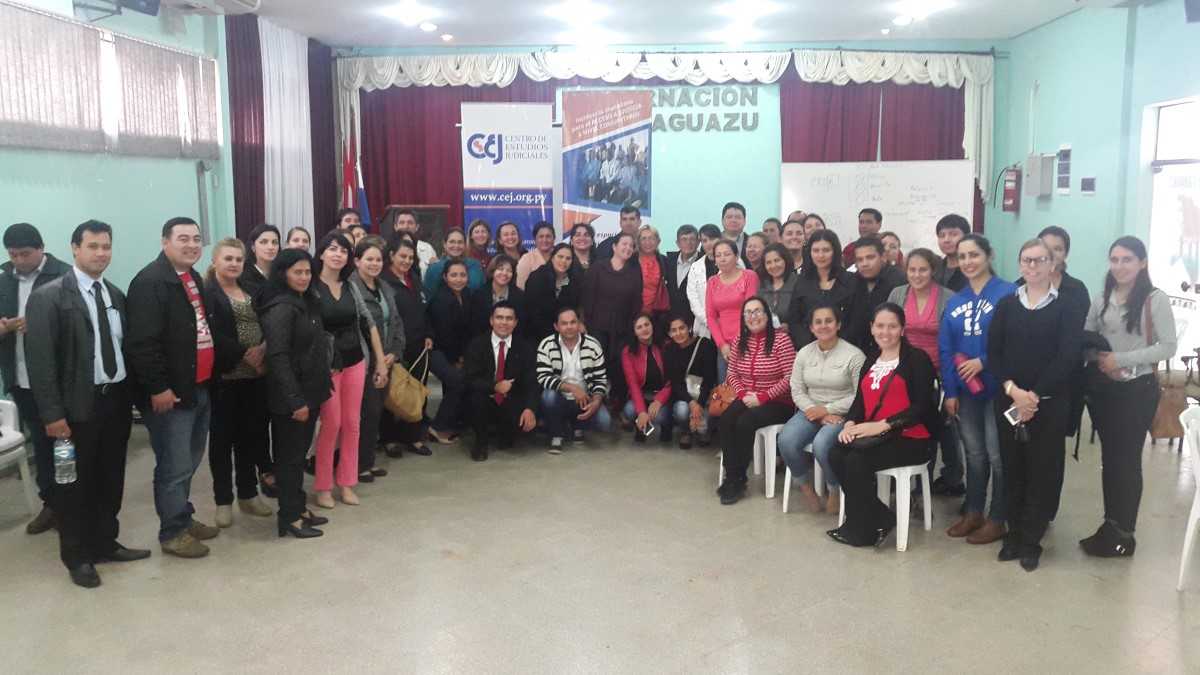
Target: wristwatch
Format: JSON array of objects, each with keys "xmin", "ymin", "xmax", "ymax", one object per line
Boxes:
[{"xmin": 1004, "ymin": 381, "xmax": 1015, "ymax": 397}]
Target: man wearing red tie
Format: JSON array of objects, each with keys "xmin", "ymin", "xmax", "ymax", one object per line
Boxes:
[{"xmin": 463, "ymin": 301, "xmax": 538, "ymax": 461}]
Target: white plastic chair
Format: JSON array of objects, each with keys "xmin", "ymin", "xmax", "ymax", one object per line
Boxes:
[
  {"xmin": 716, "ymin": 423, "xmax": 780, "ymax": 497},
  {"xmin": 781, "ymin": 444, "xmax": 815, "ymax": 513},
  {"xmin": 0, "ymin": 399, "xmax": 37, "ymax": 515},
  {"xmin": 1177, "ymin": 408, "xmax": 1200, "ymax": 590},
  {"xmin": 837, "ymin": 463, "xmax": 932, "ymax": 552}
]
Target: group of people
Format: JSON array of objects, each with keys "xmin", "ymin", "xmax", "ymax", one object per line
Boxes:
[{"xmin": 0, "ymin": 200, "xmax": 1175, "ymax": 588}]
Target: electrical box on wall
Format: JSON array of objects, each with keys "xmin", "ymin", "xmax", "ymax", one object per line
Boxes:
[{"xmin": 1024, "ymin": 154, "xmax": 1055, "ymax": 197}]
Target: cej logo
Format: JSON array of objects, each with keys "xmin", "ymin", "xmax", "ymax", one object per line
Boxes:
[{"xmin": 467, "ymin": 133, "xmax": 504, "ymax": 165}]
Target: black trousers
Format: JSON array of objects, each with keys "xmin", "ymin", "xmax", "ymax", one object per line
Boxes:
[
  {"xmin": 272, "ymin": 413, "xmax": 317, "ymax": 524},
  {"xmin": 996, "ymin": 392, "xmax": 1069, "ymax": 552},
  {"xmin": 829, "ymin": 436, "xmax": 933, "ymax": 542},
  {"xmin": 468, "ymin": 390, "xmax": 527, "ymax": 451},
  {"xmin": 11, "ymin": 386, "xmax": 55, "ymax": 508},
  {"xmin": 57, "ymin": 383, "xmax": 133, "ymax": 569},
  {"xmin": 208, "ymin": 378, "xmax": 271, "ymax": 504},
  {"xmin": 590, "ymin": 330, "xmax": 629, "ymax": 406},
  {"xmin": 359, "ymin": 368, "xmax": 384, "ymax": 473},
  {"xmin": 1088, "ymin": 374, "xmax": 1160, "ymax": 532},
  {"xmin": 718, "ymin": 400, "xmax": 795, "ymax": 478}
]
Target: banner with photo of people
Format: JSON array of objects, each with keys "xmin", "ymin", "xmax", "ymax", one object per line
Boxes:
[
  {"xmin": 561, "ymin": 90, "xmax": 653, "ymax": 239},
  {"xmin": 460, "ymin": 103, "xmax": 554, "ymax": 246}
]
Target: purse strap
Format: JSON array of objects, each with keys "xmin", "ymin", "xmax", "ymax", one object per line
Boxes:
[
  {"xmin": 865, "ymin": 363, "xmax": 900, "ymax": 423},
  {"xmin": 411, "ymin": 346, "xmax": 431, "ymax": 380},
  {"xmin": 685, "ymin": 337, "xmax": 702, "ymax": 374}
]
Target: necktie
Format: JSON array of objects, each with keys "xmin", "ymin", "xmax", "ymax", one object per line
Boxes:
[
  {"xmin": 493, "ymin": 340, "xmax": 506, "ymax": 405},
  {"xmin": 92, "ymin": 281, "xmax": 118, "ymax": 379}
]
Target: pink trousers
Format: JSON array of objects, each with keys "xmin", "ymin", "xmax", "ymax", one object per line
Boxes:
[{"xmin": 314, "ymin": 360, "xmax": 365, "ymax": 491}]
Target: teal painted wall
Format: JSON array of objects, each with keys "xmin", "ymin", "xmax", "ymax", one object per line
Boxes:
[{"xmin": 0, "ymin": 2, "xmax": 237, "ymax": 287}]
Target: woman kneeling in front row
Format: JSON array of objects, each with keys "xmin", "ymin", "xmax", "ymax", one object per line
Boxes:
[{"xmin": 827, "ymin": 303, "xmax": 938, "ymax": 547}]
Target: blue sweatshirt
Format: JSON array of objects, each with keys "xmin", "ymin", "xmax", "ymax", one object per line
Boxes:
[{"xmin": 937, "ymin": 275, "xmax": 1018, "ymax": 400}]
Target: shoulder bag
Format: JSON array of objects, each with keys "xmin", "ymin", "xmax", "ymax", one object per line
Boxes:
[
  {"xmin": 847, "ymin": 363, "xmax": 901, "ymax": 450},
  {"xmin": 385, "ymin": 347, "xmax": 430, "ymax": 423}
]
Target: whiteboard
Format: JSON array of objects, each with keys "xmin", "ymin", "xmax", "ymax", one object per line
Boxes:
[{"xmin": 780, "ymin": 160, "xmax": 974, "ymax": 257}]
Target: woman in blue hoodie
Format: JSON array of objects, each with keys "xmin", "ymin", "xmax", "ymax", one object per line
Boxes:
[{"xmin": 938, "ymin": 234, "xmax": 1017, "ymax": 546}]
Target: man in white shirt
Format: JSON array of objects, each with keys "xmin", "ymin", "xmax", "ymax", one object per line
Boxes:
[
  {"xmin": 536, "ymin": 307, "xmax": 611, "ymax": 453},
  {"xmin": 392, "ymin": 209, "xmax": 438, "ymax": 275}
]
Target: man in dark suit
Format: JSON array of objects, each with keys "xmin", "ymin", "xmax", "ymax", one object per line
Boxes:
[
  {"xmin": 26, "ymin": 220, "xmax": 148, "ymax": 588},
  {"xmin": 463, "ymin": 301, "xmax": 538, "ymax": 461},
  {"xmin": 664, "ymin": 224, "xmax": 701, "ymax": 324},
  {"xmin": 0, "ymin": 222, "xmax": 73, "ymax": 535}
]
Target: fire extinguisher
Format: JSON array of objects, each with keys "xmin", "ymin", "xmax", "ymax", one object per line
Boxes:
[{"xmin": 1002, "ymin": 167, "xmax": 1021, "ymax": 212}]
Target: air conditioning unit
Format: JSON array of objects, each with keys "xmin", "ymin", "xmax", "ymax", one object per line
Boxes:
[{"xmin": 161, "ymin": 0, "xmax": 260, "ymax": 15}]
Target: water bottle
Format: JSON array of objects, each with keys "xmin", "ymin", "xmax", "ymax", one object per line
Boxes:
[
  {"xmin": 954, "ymin": 353, "xmax": 985, "ymax": 395},
  {"xmin": 54, "ymin": 437, "xmax": 76, "ymax": 484}
]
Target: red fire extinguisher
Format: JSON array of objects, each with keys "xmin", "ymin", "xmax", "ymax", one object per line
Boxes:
[{"xmin": 1002, "ymin": 167, "xmax": 1021, "ymax": 212}]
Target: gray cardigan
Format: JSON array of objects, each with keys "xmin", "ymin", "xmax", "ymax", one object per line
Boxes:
[
  {"xmin": 790, "ymin": 338, "xmax": 866, "ymax": 415},
  {"xmin": 349, "ymin": 272, "xmax": 404, "ymax": 362},
  {"xmin": 887, "ymin": 283, "xmax": 954, "ymax": 322},
  {"xmin": 1084, "ymin": 288, "xmax": 1176, "ymax": 379}
]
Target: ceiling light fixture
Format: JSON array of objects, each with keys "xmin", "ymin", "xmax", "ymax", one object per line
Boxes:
[
  {"xmin": 441, "ymin": 34, "xmax": 453, "ymax": 41},
  {"xmin": 380, "ymin": 0, "xmax": 438, "ymax": 27},
  {"xmin": 881, "ymin": 28, "xmax": 892, "ymax": 35},
  {"xmin": 419, "ymin": 22, "xmax": 437, "ymax": 32},
  {"xmin": 893, "ymin": 15, "xmax": 913, "ymax": 26}
]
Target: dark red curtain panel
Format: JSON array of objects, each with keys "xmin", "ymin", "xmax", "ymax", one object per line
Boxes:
[
  {"xmin": 224, "ymin": 15, "xmax": 265, "ymax": 241},
  {"xmin": 779, "ymin": 71, "xmax": 881, "ymax": 163},
  {"xmin": 308, "ymin": 39, "xmax": 337, "ymax": 238},
  {"xmin": 879, "ymin": 82, "xmax": 965, "ymax": 161}
]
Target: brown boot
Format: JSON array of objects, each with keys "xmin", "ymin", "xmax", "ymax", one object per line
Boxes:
[
  {"xmin": 967, "ymin": 521, "xmax": 1008, "ymax": 545},
  {"xmin": 947, "ymin": 512, "xmax": 985, "ymax": 538}
]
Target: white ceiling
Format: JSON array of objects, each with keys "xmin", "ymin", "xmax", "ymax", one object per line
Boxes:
[{"xmin": 253, "ymin": 0, "xmax": 1122, "ymax": 50}]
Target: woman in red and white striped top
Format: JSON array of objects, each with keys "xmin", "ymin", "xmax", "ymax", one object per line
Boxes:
[{"xmin": 717, "ymin": 297, "xmax": 797, "ymax": 505}]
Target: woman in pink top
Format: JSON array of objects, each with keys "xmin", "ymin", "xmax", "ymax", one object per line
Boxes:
[
  {"xmin": 886, "ymin": 248, "xmax": 952, "ymax": 372},
  {"xmin": 515, "ymin": 222, "xmax": 555, "ymax": 289},
  {"xmin": 706, "ymin": 239, "xmax": 758, "ymax": 382}
]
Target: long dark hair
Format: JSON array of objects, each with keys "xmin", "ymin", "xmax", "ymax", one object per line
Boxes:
[
  {"xmin": 736, "ymin": 296, "xmax": 777, "ymax": 357},
  {"xmin": 872, "ymin": 302, "xmax": 911, "ymax": 350},
  {"xmin": 387, "ymin": 237, "xmax": 423, "ymax": 290},
  {"xmin": 245, "ymin": 223, "xmax": 280, "ymax": 266},
  {"xmin": 1100, "ymin": 235, "xmax": 1155, "ymax": 335},
  {"xmin": 263, "ymin": 248, "xmax": 317, "ymax": 306},
  {"xmin": 627, "ymin": 312, "xmax": 660, "ymax": 357},
  {"xmin": 313, "ymin": 231, "xmax": 354, "ymax": 281},
  {"xmin": 957, "ymin": 233, "xmax": 996, "ymax": 276},
  {"xmin": 495, "ymin": 221, "xmax": 526, "ymax": 256},
  {"xmin": 801, "ymin": 229, "xmax": 843, "ymax": 281},
  {"xmin": 757, "ymin": 243, "xmax": 791, "ymax": 284}
]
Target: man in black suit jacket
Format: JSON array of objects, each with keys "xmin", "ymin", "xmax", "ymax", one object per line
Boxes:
[
  {"xmin": 0, "ymin": 222, "xmax": 73, "ymax": 534},
  {"xmin": 26, "ymin": 220, "xmax": 148, "ymax": 589},
  {"xmin": 463, "ymin": 301, "xmax": 538, "ymax": 461},
  {"xmin": 845, "ymin": 236, "xmax": 907, "ymax": 352},
  {"xmin": 664, "ymin": 224, "xmax": 702, "ymax": 324}
]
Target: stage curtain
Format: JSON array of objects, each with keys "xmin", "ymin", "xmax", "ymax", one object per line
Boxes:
[
  {"xmin": 879, "ymin": 82, "xmax": 965, "ymax": 162},
  {"xmin": 308, "ymin": 39, "xmax": 337, "ymax": 237},
  {"xmin": 779, "ymin": 70, "xmax": 881, "ymax": 163},
  {"xmin": 225, "ymin": 14, "xmax": 264, "ymax": 240}
]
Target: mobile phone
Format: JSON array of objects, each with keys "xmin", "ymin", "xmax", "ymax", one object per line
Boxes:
[
  {"xmin": 643, "ymin": 422, "xmax": 657, "ymax": 437},
  {"xmin": 1003, "ymin": 405, "xmax": 1021, "ymax": 426}
]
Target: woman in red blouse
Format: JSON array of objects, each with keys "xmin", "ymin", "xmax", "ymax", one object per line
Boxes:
[
  {"xmin": 827, "ymin": 303, "xmax": 938, "ymax": 547},
  {"xmin": 717, "ymin": 297, "xmax": 796, "ymax": 505},
  {"xmin": 621, "ymin": 313, "xmax": 673, "ymax": 443},
  {"xmin": 706, "ymin": 239, "xmax": 758, "ymax": 383}
]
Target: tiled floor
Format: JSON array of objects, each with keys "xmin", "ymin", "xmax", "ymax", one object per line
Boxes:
[{"xmin": 2, "ymin": 420, "xmax": 1199, "ymax": 673}]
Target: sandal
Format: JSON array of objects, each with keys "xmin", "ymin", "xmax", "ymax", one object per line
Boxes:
[{"xmin": 428, "ymin": 429, "xmax": 459, "ymax": 445}]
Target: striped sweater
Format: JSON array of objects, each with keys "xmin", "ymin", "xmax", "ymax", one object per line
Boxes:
[
  {"xmin": 536, "ymin": 333, "xmax": 609, "ymax": 397},
  {"xmin": 726, "ymin": 331, "xmax": 794, "ymax": 406}
]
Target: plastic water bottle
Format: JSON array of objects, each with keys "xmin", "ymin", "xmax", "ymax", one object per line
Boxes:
[{"xmin": 54, "ymin": 437, "xmax": 76, "ymax": 484}]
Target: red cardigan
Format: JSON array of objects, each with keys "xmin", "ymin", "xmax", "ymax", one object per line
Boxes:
[{"xmin": 621, "ymin": 342, "xmax": 672, "ymax": 413}]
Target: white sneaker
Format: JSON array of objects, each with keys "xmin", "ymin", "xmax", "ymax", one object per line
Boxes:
[
  {"xmin": 548, "ymin": 437, "xmax": 564, "ymax": 454},
  {"xmin": 572, "ymin": 429, "xmax": 585, "ymax": 444},
  {"xmin": 214, "ymin": 504, "xmax": 233, "ymax": 528}
]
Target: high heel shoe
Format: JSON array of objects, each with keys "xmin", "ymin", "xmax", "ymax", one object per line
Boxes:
[
  {"xmin": 428, "ymin": 429, "xmax": 458, "ymax": 445},
  {"xmin": 340, "ymin": 487, "xmax": 360, "ymax": 505},
  {"xmin": 301, "ymin": 511, "xmax": 328, "ymax": 526},
  {"xmin": 278, "ymin": 520, "xmax": 323, "ymax": 539},
  {"xmin": 315, "ymin": 491, "xmax": 335, "ymax": 509}
]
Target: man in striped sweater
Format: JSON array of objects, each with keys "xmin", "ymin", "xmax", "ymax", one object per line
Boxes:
[{"xmin": 537, "ymin": 307, "xmax": 611, "ymax": 454}]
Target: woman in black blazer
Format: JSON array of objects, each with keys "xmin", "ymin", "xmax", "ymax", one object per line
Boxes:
[
  {"xmin": 425, "ymin": 259, "xmax": 471, "ymax": 445},
  {"xmin": 378, "ymin": 237, "xmax": 433, "ymax": 456},
  {"xmin": 524, "ymin": 243, "xmax": 583, "ymax": 343},
  {"xmin": 239, "ymin": 223, "xmax": 280, "ymax": 297},
  {"xmin": 470, "ymin": 254, "xmax": 525, "ymax": 338}
]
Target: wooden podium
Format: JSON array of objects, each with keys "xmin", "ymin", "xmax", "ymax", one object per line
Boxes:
[{"xmin": 378, "ymin": 204, "xmax": 451, "ymax": 257}]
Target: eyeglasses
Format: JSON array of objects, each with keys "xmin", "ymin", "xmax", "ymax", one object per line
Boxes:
[
  {"xmin": 743, "ymin": 309, "xmax": 766, "ymax": 318},
  {"xmin": 1019, "ymin": 256, "xmax": 1050, "ymax": 268}
]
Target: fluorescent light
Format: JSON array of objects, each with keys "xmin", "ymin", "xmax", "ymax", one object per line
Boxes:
[
  {"xmin": 893, "ymin": 15, "xmax": 913, "ymax": 26},
  {"xmin": 881, "ymin": 28, "xmax": 892, "ymax": 35},
  {"xmin": 419, "ymin": 22, "xmax": 437, "ymax": 32},
  {"xmin": 891, "ymin": 0, "xmax": 952, "ymax": 21},
  {"xmin": 441, "ymin": 34, "xmax": 453, "ymax": 41},
  {"xmin": 380, "ymin": 1, "xmax": 438, "ymax": 27}
]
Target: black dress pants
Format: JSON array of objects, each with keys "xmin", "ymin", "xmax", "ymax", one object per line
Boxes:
[
  {"xmin": 57, "ymin": 383, "xmax": 133, "ymax": 569},
  {"xmin": 718, "ymin": 400, "xmax": 795, "ymax": 478},
  {"xmin": 12, "ymin": 387, "xmax": 55, "ymax": 508},
  {"xmin": 1088, "ymin": 374, "xmax": 1160, "ymax": 532},
  {"xmin": 272, "ymin": 413, "xmax": 317, "ymax": 524},
  {"xmin": 829, "ymin": 436, "xmax": 933, "ymax": 543},
  {"xmin": 996, "ymin": 392, "xmax": 1069, "ymax": 552},
  {"xmin": 359, "ymin": 368, "xmax": 384, "ymax": 473},
  {"xmin": 469, "ymin": 390, "xmax": 526, "ymax": 451},
  {"xmin": 208, "ymin": 377, "xmax": 270, "ymax": 504}
]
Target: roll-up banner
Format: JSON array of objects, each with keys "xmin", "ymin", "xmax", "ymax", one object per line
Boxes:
[{"xmin": 461, "ymin": 103, "xmax": 554, "ymax": 246}]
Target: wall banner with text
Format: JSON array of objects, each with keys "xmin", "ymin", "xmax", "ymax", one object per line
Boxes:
[{"xmin": 461, "ymin": 103, "xmax": 553, "ymax": 247}]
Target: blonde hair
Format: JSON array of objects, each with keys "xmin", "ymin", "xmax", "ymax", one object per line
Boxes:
[
  {"xmin": 206, "ymin": 237, "xmax": 246, "ymax": 281},
  {"xmin": 637, "ymin": 224, "xmax": 660, "ymax": 242}
]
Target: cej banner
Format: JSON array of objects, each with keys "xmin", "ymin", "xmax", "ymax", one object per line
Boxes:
[
  {"xmin": 561, "ymin": 90, "xmax": 653, "ymax": 240},
  {"xmin": 461, "ymin": 103, "xmax": 553, "ymax": 246}
]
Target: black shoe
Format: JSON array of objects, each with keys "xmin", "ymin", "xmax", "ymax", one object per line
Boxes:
[
  {"xmin": 69, "ymin": 564, "xmax": 101, "ymax": 588},
  {"xmin": 26, "ymin": 506, "xmax": 56, "ymax": 535},
  {"xmin": 719, "ymin": 478, "xmax": 747, "ymax": 505},
  {"xmin": 357, "ymin": 472, "xmax": 375, "ymax": 484},
  {"xmin": 370, "ymin": 467, "xmax": 388, "ymax": 478},
  {"xmin": 96, "ymin": 544, "xmax": 151, "ymax": 563},
  {"xmin": 826, "ymin": 527, "xmax": 854, "ymax": 546},
  {"xmin": 384, "ymin": 443, "xmax": 404, "ymax": 458},
  {"xmin": 303, "ymin": 457, "xmax": 316, "ymax": 476},
  {"xmin": 634, "ymin": 432, "xmax": 647, "ymax": 444},
  {"xmin": 1080, "ymin": 522, "xmax": 1136, "ymax": 558},
  {"xmin": 874, "ymin": 524, "xmax": 895, "ymax": 548},
  {"xmin": 660, "ymin": 429, "xmax": 672, "ymax": 444},
  {"xmin": 1020, "ymin": 548, "xmax": 1042, "ymax": 572},
  {"xmin": 471, "ymin": 448, "xmax": 488, "ymax": 462},
  {"xmin": 259, "ymin": 474, "xmax": 277, "ymax": 499},
  {"xmin": 930, "ymin": 477, "xmax": 966, "ymax": 497},
  {"xmin": 278, "ymin": 520, "xmax": 323, "ymax": 539},
  {"xmin": 301, "ymin": 511, "xmax": 329, "ymax": 526},
  {"xmin": 409, "ymin": 443, "xmax": 433, "ymax": 456},
  {"xmin": 998, "ymin": 533, "xmax": 1021, "ymax": 562}
]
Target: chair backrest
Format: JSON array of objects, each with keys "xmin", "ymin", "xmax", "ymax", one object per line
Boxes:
[
  {"xmin": 1181, "ymin": 408, "xmax": 1200, "ymax": 489},
  {"xmin": 0, "ymin": 399, "xmax": 18, "ymax": 437}
]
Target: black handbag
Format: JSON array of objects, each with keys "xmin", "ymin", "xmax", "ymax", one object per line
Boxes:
[{"xmin": 847, "ymin": 366, "xmax": 900, "ymax": 450}]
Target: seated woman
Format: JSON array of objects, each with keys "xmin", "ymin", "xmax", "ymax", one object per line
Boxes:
[
  {"xmin": 663, "ymin": 314, "xmax": 717, "ymax": 449},
  {"xmin": 827, "ymin": 303, "xmax": 938, "ymax": 548},
  {"xmin": 621, "ymin": 313, "xmax": 673, "ymax": 444},
  {"xmin": 425, "ymin": 259, "xmax": 472, "ymax": 445},
  {"xmin": 716, "ymin": 297, "xmax": 796, "ymax": 505},
  {"xmin": 470, "ymin": 254, "xmax": 524, "ymax": 336},
  {"xmin": 777, "ymin": 304, "xmax": 865, "ymax": 515},
  {"xmin": 524, "ymin": 243, "xmax": 582, "ymax": 343}
]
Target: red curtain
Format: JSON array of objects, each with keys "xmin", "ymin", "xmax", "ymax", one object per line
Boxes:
[
  {"xmin": 779, "ymin": 70, "xmax": 881, "ymax": 163},
  {"xmin": 879, "ymin": 82, "xmax": 964, "ymax": 161},
  {"xmin": 224, "ymin": 15, "xmax": 264, "ymax": 240},
  {"xmin": 307, "ymin": 39, "xmax": 337, "ymax": 238}
]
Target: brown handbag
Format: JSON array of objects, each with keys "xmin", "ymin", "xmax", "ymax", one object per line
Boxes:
[
  {"xmin": 648, "ymin": 276, "xmax": 671, "ymax": 314},
  {"xmin": 1146, "ymin": 298, "xmax": 1186, "ymax": 440},
  {"xmin": 384, "ymin": 348, "xmax": 430, "ymax": 423},
  {"xmin": 708, "ymin": 383, "xmax": 737, "ymax": 417}
]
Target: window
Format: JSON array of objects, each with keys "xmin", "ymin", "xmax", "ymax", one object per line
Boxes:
[{"xmin": 1155, "ymin": 100, "xmax": 1200, "ymax": 164}]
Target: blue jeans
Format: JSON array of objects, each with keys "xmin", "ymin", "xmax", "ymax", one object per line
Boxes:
[
  {"xmin": 144, "ymin": 387, "xmax": 212, "ymax": 541},
  {"xmin": 622, "ymin": 394, "xmax": 675, "ymax": 433},
  {"xmin": 716, "ymin": 350, "xmax": 729, "ymax": 384},
  {"xmin": 958, "ymin": 396, "xmax": 1004, "ymax": 523},
  {"xmin": 936, "ymin": 415, "xmax": 965, "ymax": 488},
  {"xmin": 670, "ymin": 401, "xmax": 701, "ymax": 432},
  {"xmin": 427, "ymin": 350, "xmax": 464, "ymax": 433},
  {"xmin": 778, "ymin": 412, "xmax": 845, "ymax": 488},
  {"xmin": 540, "ymin": 389, "xmax": 612, "ymax": 438}
]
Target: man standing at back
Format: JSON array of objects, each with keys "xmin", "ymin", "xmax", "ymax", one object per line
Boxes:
[
  {"xmin": 846, "ymin": 236, "xmax": 906, "ymax": 352},
  {"xmin": 843, "ymin": 208, "xmax": 883, "ymax": 267},
  {"xmin": 127, "ymin": 217, "xmax": 219, "ymax": 559},
  {"xmin": 392, "ymin": 209, "xmax": 437, "ymax": 274},
  {"xmin": 932, "ymin": 214, "xmax": 970, "ymax": 292},
  {"xmin": 0, "ymin": 223, "xmax": 72, "ymax": 535},
  {"xmin": 595, "ymin": 206, "xmax": 642, "ymax": 262},
  {"xmin": 665, "ymin": 225, "xmax": 701, "ymax": 324},
  {"xmin": 720, "ymin": 201, "xmax": 750, "ymax": 266}
]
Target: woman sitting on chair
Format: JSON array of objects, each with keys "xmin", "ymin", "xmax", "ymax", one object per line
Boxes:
[{"xmin": 827, "ymin": 302, "xmax": 938, "ymax": 548}]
